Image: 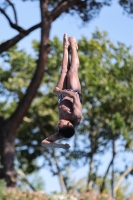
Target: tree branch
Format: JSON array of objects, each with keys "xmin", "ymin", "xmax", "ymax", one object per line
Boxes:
[
  {"xmin": 111, "ymin": 137, "xmax": 115, "ymax": 198},
  {"xmin": 0, "ymin": 8, "xmax": 12, "ymax": 24},
  {"xmin": 52, "ymin": 150, "xmax": 67, "ymax": 193},
  {"xmin": 51, "ymin": 0, "xmax": 80, "ymax": 21},
  {"xmin": 113, "ymin": 164, "xmax": 133, "ymax": 194},
  {"xmin": 100, "ymin": 149, "xmax": 116, "ymax": 193},
  {"xmin": 0, "ymin": 22, "xmax": 41, "ymax": 53},
  {"xmin": 6, "ymin": 0, "xmax": 18, "ymax": 24},
  {"xmin": 86, "ymin": 155, "xmax": 94, "ymax": 192},
  {"xmin": 0, "ymin": 8, "xmax": 25, "ymax": 33},
  {"xmin": 16, "ymin": 168, "xmax": 36, "ymax": 191},
  {"xmin": 0, "ymin": 0, "xmax": 80, "ymax": 53},
  {"xmin": 4, "ymin": 0, "xmax": 50, "ymax": 128}
]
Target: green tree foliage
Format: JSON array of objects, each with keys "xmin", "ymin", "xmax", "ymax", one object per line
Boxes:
[
  {"xmin": 1, "ymin": 30, "xmax": 133, "ymax": 195},
  {"xmin": 78, "ymin": 30, "xmax": 133, "ymax": 150},
  {"xmin": 77, "ymin": 31, "xmax": 133, "ymax": 192}
]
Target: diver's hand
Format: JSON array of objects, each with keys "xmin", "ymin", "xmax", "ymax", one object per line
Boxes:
[
  {"xmin": 63, "ymin": 143, "xmax": 70, "ymax": 149},
  {"xmin": 53, "ymin": 87, "xmax": 61, "ymax": 95}
]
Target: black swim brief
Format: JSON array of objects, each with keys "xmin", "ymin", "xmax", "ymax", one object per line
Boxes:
[{"xmin": 58, "ymin": 89, "xmax": 82, "ymax": 104}]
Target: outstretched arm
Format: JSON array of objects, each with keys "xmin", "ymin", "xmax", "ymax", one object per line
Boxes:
[{"xmin": 41, "ymin": 132, "xmax": 70, "ymax": 149}]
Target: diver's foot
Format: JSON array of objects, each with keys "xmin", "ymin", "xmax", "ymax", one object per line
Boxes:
[
  {"xmin": 63, "ymin": 33, "xmax": 69, "ymax": 49},
  {"xmin": 68, "ymin": 37, "xmax": 78, "ymax": 50}
]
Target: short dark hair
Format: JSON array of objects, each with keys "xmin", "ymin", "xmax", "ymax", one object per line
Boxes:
[{"xmin": 59, "ymin": 126, "xmax": 75, "ymax": 138}]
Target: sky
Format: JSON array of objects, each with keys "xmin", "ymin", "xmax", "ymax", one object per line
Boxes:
[
  {"xmin": 0, "ymin": 0, "xmax": 133, "ymax": 195},
  {"xmin": 0, "ymin": 0, "xmax": 133, "ymax": 51}
]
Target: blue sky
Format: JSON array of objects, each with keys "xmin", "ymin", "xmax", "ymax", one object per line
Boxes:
[
  {"xmin": 0, "ymin": 0, "xmax": 133, "ymax": 194},
  {"xmin": 0, "ymin": 0, "xmax": 133, "ymax": 51}
]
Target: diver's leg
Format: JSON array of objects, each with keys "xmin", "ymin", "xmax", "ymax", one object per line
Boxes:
[
  {"xmin": 56, "ymin": 33, "xmax": 69, "ymax": 90},
  {"xmin": 67, "ymin": 37, "xmax": 81, "ymax": 93}
]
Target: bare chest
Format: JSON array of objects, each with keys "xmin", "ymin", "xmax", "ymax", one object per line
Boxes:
[{"xmin": 58, "ymin": 98, "xmax": 73, "ymax": 120}]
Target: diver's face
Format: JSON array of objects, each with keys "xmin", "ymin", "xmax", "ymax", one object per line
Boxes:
[{"xmin": 58, "ymin": 119, "xmax": 73, "ymax": 129}]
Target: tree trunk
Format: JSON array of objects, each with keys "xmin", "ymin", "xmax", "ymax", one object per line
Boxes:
[
  {"xmin": 0, "ymin": 0, "xmax": 51, "ymax": 187},
  {"xmin": 53, "ymin": 151, "xmax": 67, "ymax": 193},
  {"xmin": 111, "ymin": 137, "xmax": 115, "ymax": 198},
  {"xmin": 0, "ymin": 120, "xmax": 17, "ymax": 187},
  {"xmin": 100, "ymin": 137, "xmax": 116, "ymax": 193},
  {"xmin": 86, "ymin": 155, "xmax": 94, "ymax": 192}
]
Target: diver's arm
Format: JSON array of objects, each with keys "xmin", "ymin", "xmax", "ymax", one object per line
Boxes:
[{"xmin": 41, "ymin": 132, "xmax": 70, "ymax": 149}]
